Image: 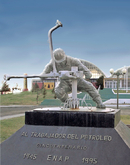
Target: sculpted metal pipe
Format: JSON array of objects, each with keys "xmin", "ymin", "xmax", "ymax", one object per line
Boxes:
[
  {"xmin": 5, "ymin": 20, "xmax": 62, "ymax": 81},
  {"xmin": 48, "ymin": 20, "xmax": 63, "ymax": 73}
]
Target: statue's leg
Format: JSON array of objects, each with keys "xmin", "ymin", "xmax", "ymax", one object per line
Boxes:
[
  {"xmin": 77, "ymin": 79, "xmax": 106, "ymax": 109},
  {"xmin": 55, "ymin": 80, "xmax": 71, "ymax": 102}
]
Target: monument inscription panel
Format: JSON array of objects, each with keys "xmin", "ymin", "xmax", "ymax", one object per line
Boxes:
[{"xmin": 1, "ymin": 122, "xmax": 130, "ymax": 165}]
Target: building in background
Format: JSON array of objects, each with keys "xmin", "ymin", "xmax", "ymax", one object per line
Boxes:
[
  {"xmin": 104, "ymin": 66, "xmax": 130, "ymax": 90},
  {"xmin": 32, "ymin": 78, "xmax": 57, "ymax": 90}
]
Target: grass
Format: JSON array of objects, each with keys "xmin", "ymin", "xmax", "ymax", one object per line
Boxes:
[
  {"xmin": 0, "ymin": 90, "xmax": 55, "ymax": 105},
  {"xmin": 113, "ymin": 90, "xmax": 130, "ymax": 93},
  {"xmin": 1, "ymin": 90, "xmax": 129, "ymax": 105},
  {"xmin": 0, "ymin": 115, "xmax": 130, "ymax": 143},
  {"xmin": 121, "ymin": 115, "xmax": 130, "ymax": 125},
  {"xmin": 0, "ymin": 116, "xmax": 25, "ymax": 143}
]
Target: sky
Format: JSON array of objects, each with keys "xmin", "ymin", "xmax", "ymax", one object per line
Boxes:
[{"xmin": 0, "ymin": 0, "xmax": 130, "ymax": 91}]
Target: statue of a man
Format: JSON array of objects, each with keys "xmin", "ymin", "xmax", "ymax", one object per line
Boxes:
[{"xmin": 42, "ymin": 48, "xmax": 106, "ymax": 109}]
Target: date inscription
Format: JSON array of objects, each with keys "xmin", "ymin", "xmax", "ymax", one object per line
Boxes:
[
  {"xmin": 23, "ymin": 153, "xmax": 37, "ymax": 160},
  {"xmin": 82, "ymin": 158, "xmax": 98, "ymax": 164}
]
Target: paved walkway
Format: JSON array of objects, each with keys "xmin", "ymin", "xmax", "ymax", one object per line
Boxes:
[
  {"xmin": 104, "ymin": 99, "xmax": 130, "ymax": 104},
  {"xmin": 0, "ymin": 114, "xmax": 25, "ymax": 120},
  {"xmin": 0, "ymin": 105, "xmax": 43, "ymax": 117},
  {"xmin": 0, "ymin": 105, "xmax": 42, "ymax": 121},
  {"xmin": 104, "ymin": 99, "xmax": 130, "ymax": 115},
  {"xmin": 0, "ymin": 102, "xmax": 130, "ymax": 120}
]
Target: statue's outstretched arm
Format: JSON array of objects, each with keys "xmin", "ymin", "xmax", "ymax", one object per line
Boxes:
[{"xmin": 41, "ymin": 60, "xmax": 53, "ymax": 74}]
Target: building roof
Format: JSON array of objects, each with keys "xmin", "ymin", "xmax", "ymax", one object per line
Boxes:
[
  {"xmin": 80, "ymin": 59, "xmax": 106, "ymax": 78},
  {"xmin": 109, "ymin": 66, "xmax": 130, "ymax": 78}
]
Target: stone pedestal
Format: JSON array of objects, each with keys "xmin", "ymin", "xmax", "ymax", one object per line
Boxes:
[
  {"xmin": 25, "ymin": 108, "xmax": 120, "ymax": 128},
  {"xmin": 1, "ymin": 108, "xmax": 130, "ymax": 165}
]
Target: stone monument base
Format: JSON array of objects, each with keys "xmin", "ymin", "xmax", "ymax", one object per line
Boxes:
[
  {"xmin": 1, "ymin": 108, "xmax": 130, "ymax": 165},
  {"xmin": 25, "ymin": 107, "xmax": 120, "ymax": 128}
]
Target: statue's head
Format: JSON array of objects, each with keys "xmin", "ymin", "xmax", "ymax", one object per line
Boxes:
[{"xmin": 53, "ymin": 48, "xmax": 66, "ymax": 63}]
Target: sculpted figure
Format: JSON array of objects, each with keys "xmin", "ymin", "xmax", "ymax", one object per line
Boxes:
[{"xmin": 42, "ymin": 48, "xmax": 106, "ymax": 109}]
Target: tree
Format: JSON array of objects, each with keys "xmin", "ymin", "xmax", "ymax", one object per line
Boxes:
[
  {"xmin": 36, "ymin": 91, "xmax": 39, "ymax": 104},
  {"xmin": 52, "ymin": 87, "xmax": 57, "ymax": 99},
  {"xmin": 54, "ymin": 92, "xmax": 57, "ymax": 99},
  {"xmin": 43, "ymin": 88, "xmax": 47, "ymax": 98},
  {"xmin": 32, "ymin": 83, "xmax": 39, "ymax": 92},
  {"xmin": 51, "ymin": 87, "xmax": 55, "ymax": 94},
  {"xmin": 0, "ymin": 81, "xmax": 10, "ymax": 94},
  {"xmin": 96, "ymin": 76, "xmax": 104, "ymax": 90},
  {"xmin": 41, "ymin": 82, "xmax": 44, "ymax": 90}
]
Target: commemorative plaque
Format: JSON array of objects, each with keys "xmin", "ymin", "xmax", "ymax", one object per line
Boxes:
[{"xmin": 1, "ymin": 108, "xmax": 130, "ymax": 165}]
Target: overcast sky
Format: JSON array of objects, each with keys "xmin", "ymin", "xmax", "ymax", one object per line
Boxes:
[{"xmin": 0, "ymin": 0, "xmax": 130, "ymax": 91}]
